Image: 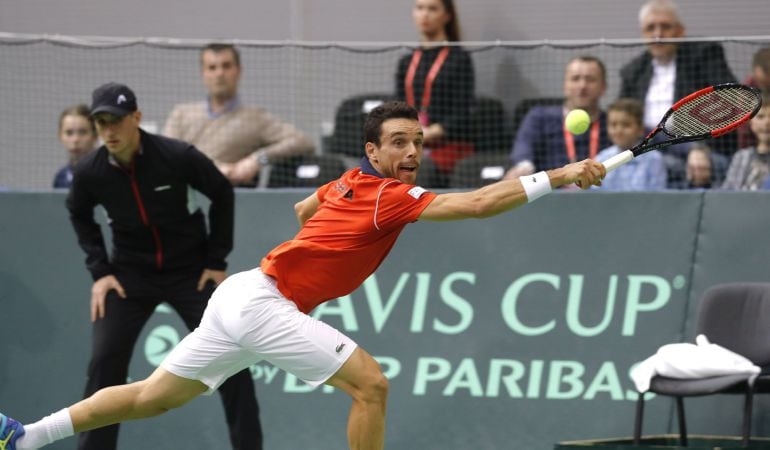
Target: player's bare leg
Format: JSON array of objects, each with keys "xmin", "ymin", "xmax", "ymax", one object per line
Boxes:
[
  {"xmin": 326, "ymin": 347, "xmax": 388, "ymax": 450},
  {"xmin": 69, "ymin": 367, "xmax": 208, "ymax": 432},
  {"xmin": 2, "ymin": 368, "xmax": 207, "ymax": 449}
]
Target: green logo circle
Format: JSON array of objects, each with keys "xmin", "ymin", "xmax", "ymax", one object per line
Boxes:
[{"xmin": 144, "ymin": 325, "xmax": 180, "ymax": 367}]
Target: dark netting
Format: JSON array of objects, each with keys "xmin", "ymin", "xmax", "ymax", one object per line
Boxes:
[{"xmin": 0, "ymin": 34, "xmax": 767, "ymax": 190}]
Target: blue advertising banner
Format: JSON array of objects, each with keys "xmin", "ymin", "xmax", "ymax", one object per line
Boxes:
[{"xmin": 1, "ymin": 191, "xmax": 769, "ymax": 449}]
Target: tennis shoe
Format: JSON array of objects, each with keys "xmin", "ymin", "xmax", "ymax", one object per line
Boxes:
[{"xmin": 0, "ymin": 413, "xmax": 24, "ymax": 450}]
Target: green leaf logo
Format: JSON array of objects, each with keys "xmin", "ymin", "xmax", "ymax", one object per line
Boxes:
[{"xmin": 144, "ymin": 325, "xmax": 180, "ymax": 367}]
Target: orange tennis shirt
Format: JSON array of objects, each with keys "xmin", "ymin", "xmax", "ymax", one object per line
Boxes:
[{"xmin": 261, "ymin": 159, "xmax": 437, "ymax": 314}]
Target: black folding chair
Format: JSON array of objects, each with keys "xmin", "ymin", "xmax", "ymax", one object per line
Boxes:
[{"xmin": 633, "ymin": 283, "xmax": 770, "ymax": 447}]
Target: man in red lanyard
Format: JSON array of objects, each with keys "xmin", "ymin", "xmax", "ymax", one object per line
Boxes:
[{"xmin": 504, "ymin": 55, "xmax": 610, "ymax": 182}]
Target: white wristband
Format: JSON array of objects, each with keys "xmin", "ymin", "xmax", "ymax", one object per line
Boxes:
[{"xmin": 521, "ymin": 171, "xmax": 552, "ymax": 203}]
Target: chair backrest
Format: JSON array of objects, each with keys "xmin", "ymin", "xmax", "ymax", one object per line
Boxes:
[
  {"xmin": 448, "ymin": 152, "xmax": 511, "ymax": 188},
  {"xmin": 267, "ymin": 154, "xmax": 348, "ymax": 188},
  {"xmin": 329, "ymin": 92, "xmax": 396, "ymax": 157},
  {"xmin": 696, "ymin": 282, "xmax": 770, "ymax": 366},
  {"xmin": 470, "ymin": 96, "xmax": 511, "ymax": 154}
]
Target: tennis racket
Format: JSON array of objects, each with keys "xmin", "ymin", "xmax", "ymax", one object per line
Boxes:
[{"xmin": 603, "ymin": 83, "xmax": 762, "ymax": 173}]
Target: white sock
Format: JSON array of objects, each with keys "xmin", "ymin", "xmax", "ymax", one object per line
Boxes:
[{"xmin": 16, "ymin": 408, "xmax": 74, "ymax": 450}]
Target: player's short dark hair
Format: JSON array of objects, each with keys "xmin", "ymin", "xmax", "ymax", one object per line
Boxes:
[
  {"xmin": 363, "ymin": 101, "xmax": 419, "ymax": 147},
  {"xmin": 58, "ymin": 104, "xmax": 96, "ymax": 135},
  {"xmin": 200, "ymin": 43, "xmax": 241, "ymax": 68},
  {"xmin": 608, "ymin": 98, "xmax": 644, "ymax": 126}
]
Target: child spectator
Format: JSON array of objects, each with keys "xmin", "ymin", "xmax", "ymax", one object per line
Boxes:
[
  {"xmin": 594, "ymin": 98, "xmax": 667, "ymax": 190},
  {"xmin": 722, "ymin": 95, "xmax": 770, "ymax": 190}
]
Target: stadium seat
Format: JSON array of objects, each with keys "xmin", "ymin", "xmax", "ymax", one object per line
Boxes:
[
  {"xmin": 266, "ymin": 154, "xmax": 348, "ymax": 188},
  {"xmin": 448, "ymin": 152, "xmax": 511, "ymax": 188},
  {"xmin": 470, "ymin": 96, "xmax": 512, "ymax": 154},
  {"xmin": 632, "ymin": 283, "xmax": 770, "ymax": 447},
  {"xmin": 329, "ymin": 92, "xmax": 396, "ymax": 158}
]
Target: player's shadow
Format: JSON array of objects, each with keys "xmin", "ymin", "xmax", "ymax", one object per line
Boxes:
[{"xmin": 0, "ymin": 271, "xmax": 57, "ymax": 385}]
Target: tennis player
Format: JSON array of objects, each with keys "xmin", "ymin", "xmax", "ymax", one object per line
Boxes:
[{"xmin": 0, "ymin": 101, "xmax": 605, "ymax": 450}]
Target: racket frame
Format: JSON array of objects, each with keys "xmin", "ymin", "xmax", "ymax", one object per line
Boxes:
[{"xmin": 603, "ymin": 83, "xmax": 762, "ymax": 173}]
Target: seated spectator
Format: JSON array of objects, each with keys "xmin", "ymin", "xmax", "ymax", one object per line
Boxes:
[
  {"xmin": 594, "ymin": 98, "xmax": 666, "ymax": 191},
  {"xmin": 760, "ymin": 174, "xmax": 770, "ymax": 190},
  {"xmin": 737, "ymin": 47, "xmax": 770, "ymax": 150},
  {"xmin": 503, "ymin": 55, "xmax": 610, "ymax": 181},
  {"xmin": 668, "ymin": 144, "xmax": 727, "ymax": 189},
  {"xmin": 53, "ymin": 104, "xmax": 97, "ymax": 188},
  {"xmin": 396, "ymin": 0, "xmax": 474, "ymax": 177},
  {"xmin": 620, "ymin": 0, "xmax": 736, "ymax": 158},
  {"xmin": 722, "ymin": 96, "xmax": 770, "ymax": 190},
  {"xmin": 163, "ymin": 43, "xmax": 314, "ymax": 186}
]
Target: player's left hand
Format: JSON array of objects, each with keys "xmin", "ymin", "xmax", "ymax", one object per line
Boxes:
[{"xmin": 197, "ymin": 269, "xmax": 227, "ymax": 291}]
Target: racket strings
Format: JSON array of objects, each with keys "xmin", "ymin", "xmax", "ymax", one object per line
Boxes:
[{"xmin": 666, "ymin": 88, "xmax": 760, "ymax": 136}]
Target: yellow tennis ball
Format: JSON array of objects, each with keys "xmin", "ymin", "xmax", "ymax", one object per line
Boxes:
[{"xmin": 565, "ymin": 109, "xmax": 591, "ymax": 135}]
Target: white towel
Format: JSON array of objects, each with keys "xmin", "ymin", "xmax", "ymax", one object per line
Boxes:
[{"xmin": 631, "ymin": 334, "xmax": 761, "ymax": 393}]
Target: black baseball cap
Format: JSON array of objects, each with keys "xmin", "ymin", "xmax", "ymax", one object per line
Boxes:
[{"xmin": 90, "ymin": 82, "xmax": 138, "ymax": 116}]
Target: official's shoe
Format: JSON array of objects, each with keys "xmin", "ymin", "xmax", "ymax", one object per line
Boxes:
[{"xmin": 0, "ymin": 414, "xmax": 25, "ymax": 450}]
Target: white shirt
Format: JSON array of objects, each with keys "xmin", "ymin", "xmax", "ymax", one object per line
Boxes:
[{"xmin": 644, "ymin": 59, "xmax": 676, "ymax": 129}]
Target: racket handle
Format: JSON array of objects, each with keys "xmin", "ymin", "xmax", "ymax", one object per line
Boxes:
[{"xmin": 602, "ymin": 150, "xmax": 634, "ymax": 173}]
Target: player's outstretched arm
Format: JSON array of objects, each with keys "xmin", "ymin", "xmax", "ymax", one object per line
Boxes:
[{"xmin": 419, "ymin": 159, "xmax": 605, "ymax": 222}]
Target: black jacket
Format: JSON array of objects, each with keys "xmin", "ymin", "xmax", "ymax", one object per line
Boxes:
[
  {"xmin": 620, "ymin": 41, "xmax": 736, "ymax": 102},
  {"xmin": 396, "ymin": 46, "xmax": 475, "ymax": 141},
  {"xmin": 620, "ymin": 41, "xmax": 737, "ymax": 154},
  {"xmin": 67, "ymin": 129, "xmax": 235, "ymax": 280}
]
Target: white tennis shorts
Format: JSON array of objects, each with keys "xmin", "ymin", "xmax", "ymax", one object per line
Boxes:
[{"xmin": 161, "ymin": 267, "xmax": 358, "ymax": 393}]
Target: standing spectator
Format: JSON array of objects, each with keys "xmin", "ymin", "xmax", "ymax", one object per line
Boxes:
[
  {"xmin": 163, "ymin": 43, "xmax": 314, "ymax": 186},
  {"xmin": 53, "ymin": 105, "xmax": 98, "ymax": 188},
  {"xmin": 396, "ymin": 0, "xmax": 475, "ymax": 177},
  {"xmin": 620, "ymin": 0, "xmax": 736, "ymax": 157},
  {"xmin": 504, "ymin": 55, "xmax": 610, "ymax": 181},
  {"xmin": 722, "ymin": 96, "xmax": 770, "ymax": 190},
  {"xmin": 737, "ymin": 47, "xmax": 770, "ymax": 150},
  {"xmin": 67, "ymin": 83, "xmax": 262, "ymax": 450},
  {"xmin": 594, "ymin": 98, "xmax": 667, "ymax": 191}
]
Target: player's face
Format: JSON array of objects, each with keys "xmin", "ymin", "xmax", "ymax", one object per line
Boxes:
[
  {"xmin": 201, "ymin": 49, "xmax": 241, "ymax": 101},
  {"xmin": 367, "ymin": 118, "xmax": 424, "ymax": 184},
  {"xmin": 563, "ymin": 60, "xmax": 606, "ymax": 111},
  {"xmin": 750, "ymin": 105, "xmax": 770, "ymax": 146},
  {"xmin": 607, "ymin": 110, "xmax": 644, "ymax": 150},
  {"xmin": 59, "ymin": 114, "xmax": 97, "ymax": 161},
  {"xmin": 413, "ymin": 0, "xmax": 450, "ymax": 40},
  {"xmin": 641, "ymin": 10, "xmax": 684, "ymax": 62},
  {"xmin": 93, "ymin": 111, "xmax": 142, "ymax": 163}
]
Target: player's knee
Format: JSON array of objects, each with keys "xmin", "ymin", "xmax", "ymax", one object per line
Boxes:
[
  {"xmin": 357, "ymin": 367, "xmax": 389, "ymax": 404},
  {"xmin": 370, "ymin": 373, "xmax": 389, "ymax": 401}
]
